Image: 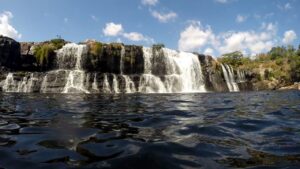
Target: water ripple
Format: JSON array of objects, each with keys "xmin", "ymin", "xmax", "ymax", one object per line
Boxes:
[{"xmin": 0, "ymin": 90, "xmax": 300, "ymax": 168}]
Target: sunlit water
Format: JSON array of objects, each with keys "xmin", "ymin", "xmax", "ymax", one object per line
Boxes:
[{"xmin": 0, "ymin": 90, "xmax": 300, "ymax": 169}]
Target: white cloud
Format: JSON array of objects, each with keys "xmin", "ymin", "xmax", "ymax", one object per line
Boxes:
[
  {"xmin": 103, "ymin": 22, "xmax": 123, "ymax": 36},
  {"xmin": 204, "ymin": 48, "xmax": 214, "ymax": 56},
  {"xmin": 284, "ymin": 3, "xmax": 292, "ymax": 10},
  {"xmin": 215, "ymin": 0, "xmax": 228, "ymax": 3},
  {"xmin": 236, "ymin": 14, "xmax": 247, "ymax": 23},
  {"xmin": 218, "ymin": 23, "xmax": 277, "ymax": 55},
  {"xmin": 151, "ymin": 10, "xmax": 177, "ymax": 23},
  {"xmin": 0, "ymin": 11, "xmax": 21, "ymax": 39},
  {"xmin": 282, "ymin": 30, "xmax": 297, "ymax": 44},
  {"xmin": 278, "ymin": 3, "xmax": 292, "ymax": 10},
  {"xmin": 178, "ymin": 21, "xmax": 217, "ymax": 52},
  {"xmin": 141, "ymin": 0, "xmax": 158, "ymax": 6},
  {"xmin": 178, "ymin": 21, "xmax": 282, "ymax": 56},
  {"xmin": 123, "ymin": 32, "xmax": 149, "ymax": 42},
  {"xmin": 254, "ymin": 13, "xmax": 274, "ymax": 20},
  {"xmin": 103, "ymin": 22, "xmax": 153, "ymax": 43}
]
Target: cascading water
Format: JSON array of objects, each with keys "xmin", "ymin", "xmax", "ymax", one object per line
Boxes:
[
  {"xmin": 57, "ymin": 43, "xmax": 90, "ymax": 93},
  {"xmin": 2, "ymin": 73, "xmax": 17, "ymax": 92},
  {"xmin": 221, "ymin": 64, "xmax": 239, "ymax": 92},
  {"xmin": 63, "ymin": 70, "xmax": 90, "ymax": 93},
  {"xmin": 139, "ymin": 47, "xmax": 206, "ymax": 93},
  {"xmin": 102, "ymin": 74, "xmax": 111, "ymax": 93},
  {"xmin": 92, "ymin": 74, "xmax": 99, "ymax": 92},
  {"xmin": 112, "ymin": 75, "xmax": 120, "ymax": 93},
  {"xmin": 122, "ymin": 75, "xmax": 136, "ymax": 93},
  {"xmin": 2, "ymin": 73, "xmax": 38, "ymax": 93},
  {"xmin": 120, "ymin": 46, "xmax": 125, "ymax": 74},
  {"xmin": 237, "ymin": 69, "xmax": 246, "ymax": 82}
]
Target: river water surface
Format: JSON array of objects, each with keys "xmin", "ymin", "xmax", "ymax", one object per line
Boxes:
[{"xmin": 0, "ymin": 90, "xmax": 300, "ymax": 169}]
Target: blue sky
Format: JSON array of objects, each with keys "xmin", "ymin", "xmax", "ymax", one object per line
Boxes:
[{"xmin": 0, "ymin": 0, "xmax": 299, "ymax": 56}]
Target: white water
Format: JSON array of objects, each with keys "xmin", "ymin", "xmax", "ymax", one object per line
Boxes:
[
  {"xmin": 102, "ymin": 74, "xmax": 111, "ymax": 93},
  {"xmin": 122, "ymin": 75, "xmax": 136, "ymax": 93},
  {"xmin": 57, "ymin": 43, "xmax": 87, "ymax": 69},
  {"xmin": 112, "ymin": 74, "xmax": 120, "ymax": 93},
  {"xmin": 40, "ymin": 74, "xmax": 48, "ymax": 93},
  {"xmin": 120, "ymin": 46, "xmax": 125, "ymax": 74},
  {"xmin": 92, "ymin": 74, "xmax": 99, "ymax": 91},
  {"xmin": 2, "ymin": 73, "xmax": 38, "ymax": 93},
  {"xmin": 57, "ymin": 43, "xmax": 90, "ymax": 93},
  {"xmin": 221, "ymin": 64, "xmax": 239, "ymax": 92},
  {"xmin": 2, "ymin": 73, "xmax": 17, "ymax": 92},
  {"xmin": 237, "ymin": 69, "xmax": 246, "ymax": 82},
  {"xmin": 63, "ymin": 70, "xmax": 90, "ymax": 93},
  {"xmin": 139, "ymin": 47, "xmax": 206, "ymax": 93}
]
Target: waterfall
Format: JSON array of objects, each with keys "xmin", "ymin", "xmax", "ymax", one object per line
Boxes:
[
  {"xmin": 237, "ymin": 69, "xmax": 246, "ymax": 82},
  {"xmin": 221, "ymin": 64, "xmax": 239, "ymax": 92},
  {"xmin": 0, "ymin": 42, "xmax": 247, "ymax": 94},
  {"xmin": 63, "ymin": 70, "xmax": 90, "ymax": 93},
  {"xmin": 122, "ymin": 75, "xmax": 136, "ymax": 93},
  {"xmin": 120, "ymin": 46, "xmax": 125, "ymax": 74},
  {"xmin": 112, "ymin": 74, "xmax": 120, "ymax": 93},
  {"xmin": 226, "ymin": 65, "xmax": 239, "ymax": 92},
  {"xmin": 57, "ymin": 43, "xmax": 90, "ymax": 93},
  {"xmin": 17, "ymin": 73, "xmax": 35, "ymax": 93},
  {"xmin": 56, "ymin": 43, "xmax": 87, "ymax": 69},
  {"xmin": 2, "ymin": 73, "xmax": 17, "ymax": 92},
  {"xmin": 2, "ymin": 73, "xmax": 38, "ymax": 93},
  {"xmin": 40, "ymin": 74, "xmax": 48, "ymax": 93},
  {"xmin": 102, "ymin": 74, "xmax": 111, "ymax": 93},
  {"xmin": 139, "ymin": 47, "xmax": 206, "ymax": 93},
  {"xmin": 92, "ymin": 74, "xmax": 99, "ymax": 91}
]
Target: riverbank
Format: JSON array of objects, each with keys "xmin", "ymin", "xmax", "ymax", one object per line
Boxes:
[{"xmin": 279, "ymin": 82, "xmax": 300, "ymax": 90}]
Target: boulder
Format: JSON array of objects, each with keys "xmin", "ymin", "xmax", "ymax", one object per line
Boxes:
[{"xmin": 0, "ymin": 36, "xmax": 21, "ymax": 70}]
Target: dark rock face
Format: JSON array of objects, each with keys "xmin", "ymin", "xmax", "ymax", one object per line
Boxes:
[
  {"xmin": 0, "ymin": 36, "xmax": 21, "ymax": 70},
  {"xmin": 20, "ymin": 42, "xmax": 38, "ymax": 71},
  {"xmin": 198, "ymin": 54, "xmax": 229, "ymax": 92},
  {"xmin": 123, "ymin": 45, "xmax": 144, "ymax": 74},
  {"xmin": 82, "ymin": 43, "xmax": 144, "ymax": 74},
  {"xmin": 238, "ymin": 82, "xmax": 253, "ymax": 91},
  {"xmin": 151, "ymin": 47, "xmax": 169, "ymax": 76}
]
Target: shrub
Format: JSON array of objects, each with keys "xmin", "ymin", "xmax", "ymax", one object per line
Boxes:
[
  {"xmin": 152, "ymin": 44, "xmax": 165, "ymax": 50},
  {"xmin": 50, "ymin": 38, "xmax": 66, "ymax": 49},
  {"xmin": 218, "ymin": 51, "xmax": 244, "ymax": 68},
  {"xmin": 89, "ymin": 42, "xmax": 103, "ymax": 56},
  {"xmin": 34, "ymin": 44, "xmax": 55, "ymax": 67},
  {"xmin": 33, "ymin": 38, "xmax": 66, "ymax": 70}
]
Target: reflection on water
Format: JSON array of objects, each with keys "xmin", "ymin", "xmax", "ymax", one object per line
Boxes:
[{"xmin": 0, "ymin": 90, "xmax": 300, "ymax": 169}]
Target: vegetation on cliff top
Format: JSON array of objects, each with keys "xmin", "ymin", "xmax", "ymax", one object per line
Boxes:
[
  {"xmin": 218, "ymin": 44, "xmax": 300, "ymax": 88},
  {"xmin": 33, "ymin": 38, "xmax": 66, "ymax": 70}
]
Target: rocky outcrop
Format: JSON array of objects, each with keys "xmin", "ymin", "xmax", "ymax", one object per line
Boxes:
[
  {"xmin": 279, "ymin": 82, "xmax": 300, "ymax": 90},
  {"xmin": 198, "ymin": 54, "xmax": 228, "ymax": 92},
  {"xmin": 0, "ymin": 36, "xmax": 21, "ymax": 70},
  {"xmin": 83, "ymin": 42, "xmax": 144, "ymax": 74},
  {"xmin": 20, "ymin": 42, "xmax": 38, "ymax": 71}
]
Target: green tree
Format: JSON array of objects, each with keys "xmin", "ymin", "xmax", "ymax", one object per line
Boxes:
[
  {"xmin": 219, "ymin": 51, "xmax": 244, "ymax": 67},
  {"xmin": 268, "ymin": 46, "xmax": 287, "ymax": 60}
]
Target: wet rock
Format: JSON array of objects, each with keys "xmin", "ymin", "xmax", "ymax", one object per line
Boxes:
[
  {"xmin": 0, "ymin": 123, "xmax": 20, "ymax": 133},
  {"xmin": 197, "ymin": 54, "xmax": 228, "ymax": 92}
]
